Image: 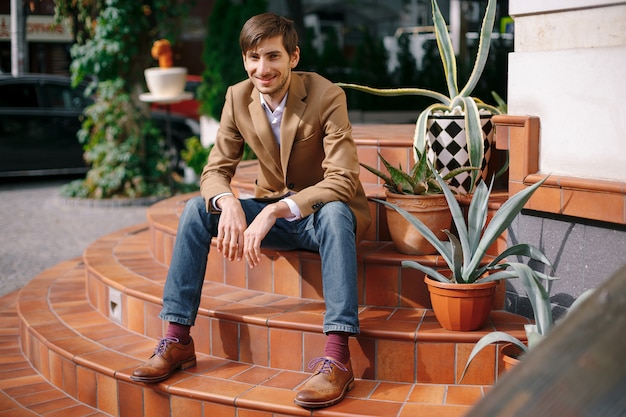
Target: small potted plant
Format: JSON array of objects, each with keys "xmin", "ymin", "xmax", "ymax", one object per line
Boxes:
[
  {"xmin": 144, "ymin": 39, "xmax": 188, "ymax": 99},
  {"xmin": 339, "ymin": 0, "xmax": 501, "ymax": 194},
  {"xmin": 462, "ymin": 271, "xmax": 555, "ymax": 377},
  {"xmin": 361, "ymin": 145, "xmax": 476, "ymax": 255},
  {"xmin": 460, "ymin": 283, "xmax": 593, "ymax": 379},
  {"xmin": 376, "ymin": 167, "xmax": 554, "ymax": 331}
]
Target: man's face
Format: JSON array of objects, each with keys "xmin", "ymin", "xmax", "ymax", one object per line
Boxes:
[{"xmin": 243, "ymin": 35, "xmax": 300, "ymax": 106}]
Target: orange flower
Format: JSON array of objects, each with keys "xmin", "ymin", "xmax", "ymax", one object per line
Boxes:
[{"xmin": 151, "ymin": 39, "xmax": 173, "ymax": 68}]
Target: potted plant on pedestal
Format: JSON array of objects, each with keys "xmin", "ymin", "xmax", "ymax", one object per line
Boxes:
[
  {"xmin": 361, "ymin": 145, "xmax": 476, "ymax": 255},
  {"xmin": 339, "ymin": 0, "xmax": 501, "ymax": 194},
  {"xmin": 376, "ymin": 168, "xmax": 555, "ymax": 331}
]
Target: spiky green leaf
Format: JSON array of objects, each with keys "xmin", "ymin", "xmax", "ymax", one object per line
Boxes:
[
  {"xmin": 444, "ymin": 230, "xmax": 464, "ymax": 282},
  {"xmin": 335, "ymin": 83, "xmax": 450, "ymax": 105},
  {"xmin": 460, "ymin": 331, "xmax": 528, "ymax": 381},
  {"xmin": 461, "ymin": 97, "xmax": 485, "ymax": 190},
  {"xmin": 515, "ymin": 265, "xmax": 553, "ymax": 336},
  {"xmin": 466, "ymin": 179, "xmax": 491, "ymax": 256},
  {"xmin": 464, "ymin": 176, "xmax": 549, "ymax": 275},
  {"xmin": 459, "ymin": 0, "xmax": 497, "ymax": 98},
  {"xmin": 402, "ymin": 260, "xmax": 450, "ymax": 283},
  {"xmin": 490, "ymin": 243, "xmax": 554, "ymax": 269},
  {"xmin": 431, "ymin": 0, "xmax": 458, "ymax": 98},
  {"xmin": 432, "ymin": 169, "xmax": 473, "ymax": 276}
]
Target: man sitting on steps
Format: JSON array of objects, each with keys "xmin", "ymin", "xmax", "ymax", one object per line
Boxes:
[{"xmin": 131, "ymin": 12, "xmax": 371, "ymax": 409}]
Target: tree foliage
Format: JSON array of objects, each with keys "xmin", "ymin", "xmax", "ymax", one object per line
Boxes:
[
  {"xmin": 61, "ymin": 79, "xmax": 171, "ymax": 198},
  {"xmin": 55, "ymin": 0, "xmax": 191, "ymax": 198},
  {"xmin": 198, "ymin": 0, "xmax": 267, "ymax": 120}
]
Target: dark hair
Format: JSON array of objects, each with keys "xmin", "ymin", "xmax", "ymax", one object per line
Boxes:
[{"xmin": 239, "ymin": 13, "xmax": 298, "ymax": 55}]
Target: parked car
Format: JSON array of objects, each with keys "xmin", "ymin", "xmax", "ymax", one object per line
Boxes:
[
  {"xmin": 0, "ymin": 74, "xmax": 199, "ymax": 178},
  {"xmin": 151, "ymin": 74, "xmax": 202, "ymax": 120}
]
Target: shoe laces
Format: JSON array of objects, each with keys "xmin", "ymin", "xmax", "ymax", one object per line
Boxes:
[
  {"xmin": 154, "ymin": 337, "xmax": 179, "ymax": 356},
  {"xmin": 307, "ymin": 357, "xmax": 347, "ymax": 374}
]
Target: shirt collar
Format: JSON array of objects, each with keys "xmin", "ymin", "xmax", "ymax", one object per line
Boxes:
[{"xmin": 260, "ymin": 92, "xmax": 288, "ymax": 115}]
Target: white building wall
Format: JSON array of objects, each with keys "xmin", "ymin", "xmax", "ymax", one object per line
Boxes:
[{"xmin": 508, "ymin": 0, "xmax": 626, "ymax": 182}]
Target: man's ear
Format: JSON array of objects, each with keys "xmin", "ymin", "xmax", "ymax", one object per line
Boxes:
[{"xmin": 290, "ymin": 46, "xmax": 300, "ymax": 69}]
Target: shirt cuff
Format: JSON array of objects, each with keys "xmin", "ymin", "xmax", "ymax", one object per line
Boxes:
[
  {"xmin": 211, "ymin": 192, "xmax": 234, "ymax": 211},
  {"xmin": 281, "ymin": 197, "xmax": 301, "ymax": 222}
]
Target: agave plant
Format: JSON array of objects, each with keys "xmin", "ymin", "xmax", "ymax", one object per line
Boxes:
[
  {"xmin": 460, "ymin": 280, "xmax": 594, "ymax": 381},
  {"xmin": 459, "ymin": 271, "xmax": 554, "ymax": 381},
  {"xmin": 360, "ymin": 145, "xmax": 477, "ymax": 195},
  {"xmin": 376, "ymin": 167, "xmax": 554, "ymax": 284},
  {"xmin": 338, "ymin": 0, "xmax": 501, "ymax": 192}
]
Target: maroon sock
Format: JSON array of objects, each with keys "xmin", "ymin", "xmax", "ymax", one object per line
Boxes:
[
  {"xmin": 165, "ymin": 322, "xmax": 192, "ymax": 345},
  {"xmin": 324, "ymin": 332, "xmax": 350, "ymax": 365}
]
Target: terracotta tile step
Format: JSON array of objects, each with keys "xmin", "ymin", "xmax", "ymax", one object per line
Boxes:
[
  {"xmin": 82, "ymin": 224, "xmax": 527, "ymax": 386},
  {"xmin": 14, "ymin": 259, "xmax": 485, "ymax": 417}
]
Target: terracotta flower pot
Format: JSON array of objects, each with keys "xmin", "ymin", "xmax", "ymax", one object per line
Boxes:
[
  {"xmin": 384, "ymin": 191, "xmax": 452, "ymax": 255},
  {"xmin": 424, "ymin": 276, "xmax": 496, "ymax": 331},
  {"xmin": 501, "ymin": 343, "xmax": 523, "ymax": 372}
]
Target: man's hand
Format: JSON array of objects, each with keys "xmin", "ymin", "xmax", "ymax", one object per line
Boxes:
[
  {"xmin": 215, "ymin": 195, "xmax": 247, "ymax": 262},
  {"xmin": 243, "ymin": 201, "xmax": 290, "ymax": 268},
  {"xmin": 215, "ymin": 197, "xmax": 293, "ymax": 268}
]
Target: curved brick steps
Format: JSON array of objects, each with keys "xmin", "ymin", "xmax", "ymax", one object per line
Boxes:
[
  {"xmin": 81, "ymin": 220, "xmax": 526, "ymax": 383},
  {"xmin": 13, "ymin": 257, "xmax": 503, "ymax": 417}
]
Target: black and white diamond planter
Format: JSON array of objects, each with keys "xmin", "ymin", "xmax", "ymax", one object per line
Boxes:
[{"xmin": 427, "ymin": 115, "xmax": 494, "ymax": 194}]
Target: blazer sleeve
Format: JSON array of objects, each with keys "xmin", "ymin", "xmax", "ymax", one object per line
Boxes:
[
  {"xmin": 199, "ymin": 86, "xmax": 244, "ymax": 212},
  {"xmin": 286, "ymin": 83, "xmax": 362, "ymax": 219}
]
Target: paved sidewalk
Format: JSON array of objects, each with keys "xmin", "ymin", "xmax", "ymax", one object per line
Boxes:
[{"xmin": 0, "ymin": 179, "xmax": 150, "ymax": 297}]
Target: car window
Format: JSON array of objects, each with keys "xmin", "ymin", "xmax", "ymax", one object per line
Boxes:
[
  {"xmin": 43, "ymin": 83, "xmax": 88, "ymax": 109},
  {"xmin": 184, "ymin": 80, "xmax": 201, "ymax": 97},
  {"xmin": 0, "ymin": 83, "xmax": 39, "ymax": 107}
]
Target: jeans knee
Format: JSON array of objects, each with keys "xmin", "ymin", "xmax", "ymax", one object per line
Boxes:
[
  {"xmin": 317, "ymin": 202, "xmax": 355, "ymax": 233},
  {"xmin": 185, "ymin": 196, "xmax": 206, "ymax": 212},
  {"xmin": 179, "ymin": 196, "xmax": 211, "ymax": 228}
]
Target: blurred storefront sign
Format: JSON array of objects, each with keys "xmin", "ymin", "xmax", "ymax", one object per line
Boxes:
[{"xmin": 0, "ymin": 15, "xmax": 72, "ymax": 43}]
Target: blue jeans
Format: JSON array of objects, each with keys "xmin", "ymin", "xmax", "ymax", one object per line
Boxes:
[{"xmin": 160, "ymin": 196, "xmax": 360, "ymax": 335}]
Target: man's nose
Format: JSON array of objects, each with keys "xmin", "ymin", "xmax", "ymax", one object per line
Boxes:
[{"xmin": 258, "ymin": 57, "xmax": 268, "ymax": 74}]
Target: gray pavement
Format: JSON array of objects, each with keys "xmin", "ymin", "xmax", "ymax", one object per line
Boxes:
[{"xmin": 0, "ymin": 179, "xmax": 149, "ymax": 297}]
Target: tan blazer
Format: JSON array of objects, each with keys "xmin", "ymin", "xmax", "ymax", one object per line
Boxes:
[{"xmin": 200, "ymin": 71, "xmax": 371, "ymax": 241}]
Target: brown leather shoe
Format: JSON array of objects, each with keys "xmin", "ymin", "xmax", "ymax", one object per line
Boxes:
[
  {"xmin": 131, "ymin": 337, "xmax": 196, "ymax": 383},
  {"xmin": 294, "ymin": 357, "xmax": 354, "ymax": 408}
]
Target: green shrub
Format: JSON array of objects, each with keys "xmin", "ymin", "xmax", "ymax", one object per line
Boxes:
[
  {"xmin": 61, "ymin": 80, "xmax": 170, "ymax": 199},
  {"xmin": 181, "ymin": 136, "xmax": 212, "ymax": 176},
  {"xmin": 55, "ymin": 0, "xmax": 190, "ymax": 198}
]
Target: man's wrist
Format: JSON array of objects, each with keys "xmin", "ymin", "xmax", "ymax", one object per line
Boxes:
[
  {"xmin": 211, "ymin": 192, "xmax": 234, "ymax": 211},
  {"xmin": 280, "ymin": 197, "xmax": 301, "ymax": 221}
]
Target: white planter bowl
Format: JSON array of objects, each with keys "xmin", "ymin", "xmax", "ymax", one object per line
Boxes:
[{"xmin": 144, "ymin": 67, "xmax": 187, "ymax": 98}]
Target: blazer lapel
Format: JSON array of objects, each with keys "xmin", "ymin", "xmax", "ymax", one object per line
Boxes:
[
  {"xmin": 280, "ymin": 74, "xmax": 307, "ymax": 176},
  {"xmin": 248, "ymin": 92, "xmax": 281, "ymax": 171}
]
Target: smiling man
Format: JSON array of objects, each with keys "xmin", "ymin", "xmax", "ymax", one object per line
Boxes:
[{"xmin": 131, "ymin": 13, "xmax": 371, "ymax": 409}]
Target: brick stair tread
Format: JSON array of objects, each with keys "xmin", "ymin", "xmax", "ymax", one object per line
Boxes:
[{"xmin": 13, "ymin": 260, "xmax": 481, "ymax": 417}]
